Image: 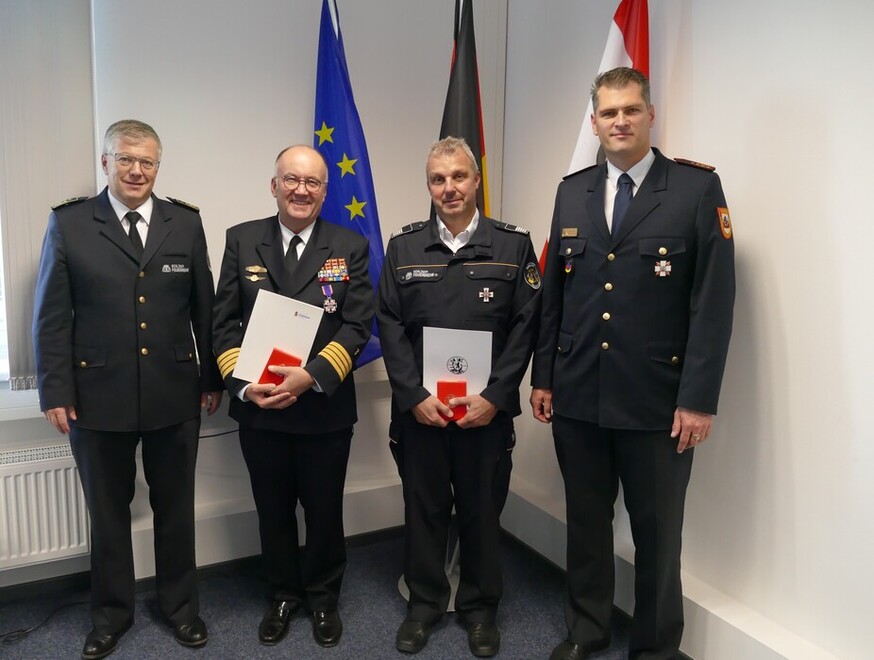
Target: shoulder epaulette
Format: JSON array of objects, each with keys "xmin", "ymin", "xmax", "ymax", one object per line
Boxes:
[
  {"xmin": 167, "ymin": 196, "xmax": 200, "ymax": 212},
  {"xmin": 674, "ymin": 157, "xmax": 716, "ymax": 172},
  {"xmin": 562, "ymin": 163, "xmax": 599, "ymax": 181},
  {"xmin": 492, "ymin": 220, "xmax": 530, "ymax": 236},
  {"xmin": 390, "ymin": 221, "xmax": 428, "ymax": 240},
  {"xmin": 51, "ymin": 196, "xmax": 88, "ymax": 210}
]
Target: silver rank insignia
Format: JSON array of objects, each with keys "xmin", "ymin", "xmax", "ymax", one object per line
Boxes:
[{"xmin": 654, "ymin": 260, "xmax": 672, "ymax": 277}]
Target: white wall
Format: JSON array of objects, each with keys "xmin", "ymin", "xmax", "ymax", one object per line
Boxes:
[
  {"xmin": 4, "ymin": 1, "xmax": 873, "ymax": 657},
  {"xmin": 503, "ymin": 1, "xmax": 874, "ymax": 658}
]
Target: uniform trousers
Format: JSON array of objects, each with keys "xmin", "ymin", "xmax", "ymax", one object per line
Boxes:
[
  {"xmin": 69, "ymin": 417, "xmax": 201, "ymax": 635},
  {"xmin": 394, "ymin": 416, "xmax": 511, "ymax": 626},
  {"xmin": 552, "ymin": 415, "xmax": 693, "ymax": 660},
  {"xmin": 239, "ymin": 426, "xmax": 352, "ymax": 612}
]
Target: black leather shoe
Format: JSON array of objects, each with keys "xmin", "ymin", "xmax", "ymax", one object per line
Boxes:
[
  {"xmin": 467, "ymin": 622, "xmax": 500, "ymax": 657},
  {"xmin": 549, "ymin": 639, "xmax": 588, "ymax": 660},
  {"xmin": 395, "ymin": 619, "xmax": 431, "ymax": 654},
  {"xmin": 81, "ymin": 623, "xmax": 130, "ymax": 660},
  {"xmin": 258, "ymin": 600, "xmax": 298, "ymax": 645},
  {"xmin": 174, "ymin": 616, "xmax": 208, "ymax": 647},
  {"xmin": 311, "ymin": 610, "xmax": 342, "ymax": 647}
]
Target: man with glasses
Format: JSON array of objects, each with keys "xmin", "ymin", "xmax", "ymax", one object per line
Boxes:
[
  {"xmin": 212, "ymin": 144, "xmax": 373, "ymax": 650},
  {"xmin": 33, "ymin": 119, "xmax": 223, "ymax": 659}
]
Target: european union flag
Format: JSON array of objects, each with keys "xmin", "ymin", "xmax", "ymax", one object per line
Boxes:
[{"xmin": 315, "ymin": 0, "xmax": 384, "ymax": 366}]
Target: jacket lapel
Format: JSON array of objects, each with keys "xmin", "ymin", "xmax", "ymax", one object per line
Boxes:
[
  {"xmin": 255, "ymin": 217, "xmax": 286, "ymax": 291},
  {"xmin": 94, "ymin": 189, "xmax": 140, "ymax": 262},
  {"xmin": 285, "ymin": 219, "xmax": 331, "ymax": 298},
  {"xmin": 141, "ymin": 195, "xmax": 170, "ymax": 267},
  {"xmin": 585, "ymin": 166, "xmax": 612, "ymax": 244}
]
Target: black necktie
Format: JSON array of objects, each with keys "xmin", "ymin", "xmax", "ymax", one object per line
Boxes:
[
  {"xmin": 125, "ymin": 211, "xmax": 144, "ymax": 258},
  {"xmin": 285, "ymin": 235, "xmax": 302, "ymax": 272},
  {"xmin": 612, "ymin": 173, "xmax": 634, "ymax": 236}
]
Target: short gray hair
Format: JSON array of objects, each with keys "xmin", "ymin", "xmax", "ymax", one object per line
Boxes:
[
  {"xmin": 103, "ymin": 119, "xmax": 162, "ymax": 158},
  {"xmin": 426, "ymin": 136, "xmax": 479, "ymax": 178}
]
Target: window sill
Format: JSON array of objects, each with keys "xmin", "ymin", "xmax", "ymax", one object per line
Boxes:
[{"xmin": 0, "ymin": 386, "xmax": 42, "ymax": 422}]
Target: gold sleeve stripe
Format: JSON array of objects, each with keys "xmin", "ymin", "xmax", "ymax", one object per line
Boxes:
[
  {"xmin": 319, "ymin": 341, "xmax": 352, "ymax": 380},
  {"xmin": 217, "ymin": 347, "xmax": 240, "ymax": 379}
]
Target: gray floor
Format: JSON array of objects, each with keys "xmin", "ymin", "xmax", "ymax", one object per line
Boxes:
[{"xmin": 0, "ymin": 531, "xmax": 633, "ymax": 659}]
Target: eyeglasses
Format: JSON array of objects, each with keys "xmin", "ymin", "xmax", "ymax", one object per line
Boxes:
[
  {"xmin": 278, "ymin": 175, "xmax": 326, "ymax": 193},
  {"xmin": 110, "ymin": 153, "xmax": 159, "ymax": 171}
]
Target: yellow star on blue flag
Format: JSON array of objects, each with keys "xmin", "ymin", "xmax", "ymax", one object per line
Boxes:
[{"xmin": 315, "ymin": 0, "xmax": 384, "ymax": 365}]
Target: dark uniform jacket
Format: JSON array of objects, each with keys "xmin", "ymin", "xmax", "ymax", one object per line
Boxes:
[
  {"xmin": 377, "ymin": 216, "xmax": 541, "ymax": 421},
  {"xmin": 531, "ymin": 148, "xmax": 735, "ymax": 430},
  {"xmin": 33, "ymin": 188, "xmax": 222, "ymax": 432},
  {"xmin": 212, "ymin": 216, "xmax": 372, "ymax": 434}
]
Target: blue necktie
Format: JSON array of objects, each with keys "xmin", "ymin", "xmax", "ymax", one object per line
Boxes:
[{"xmin": 612, "ymin": 173, "xmax": 634, "ymax": 236}]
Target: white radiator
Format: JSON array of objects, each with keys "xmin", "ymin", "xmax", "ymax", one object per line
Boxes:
[{"xmin": 0, "ymin": 443, "xmax": 90, "ymax": 570}]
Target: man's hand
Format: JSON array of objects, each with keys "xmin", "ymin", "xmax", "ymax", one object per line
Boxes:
[
  {"xmin": 266, "ymin": 365, "xmax": 316, "ymax": 397},
  {"xmin": 412, "ymin": 396, "xmax": 452, "ymax": 427},
  {"xmin": 45, "ymin": 406, "xmax": 77, "ymax": 434},
  {"xmin": 201, "ymin": 391, "xmax": 223, "ymax": 415},
  {"xmin": 450, "ymin": 394, "xmax": 498, "ymax": 429},
  {"xmin": 530, "ymin": 388, "xmax": 553, "ymax": 423},
  {"xmin": 244, "ymin": 383, "xmax": 296, "ymax": 409},
  {"xmin": 671, "ymin": 407, "xmax": 714, "ymax": 453}
]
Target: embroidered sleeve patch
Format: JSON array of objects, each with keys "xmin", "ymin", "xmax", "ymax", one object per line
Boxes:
[{"xmin": 717, "ymin": 207, "xmax": 732, "ymax": 239}]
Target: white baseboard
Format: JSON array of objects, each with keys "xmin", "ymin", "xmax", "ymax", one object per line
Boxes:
[{"xmin": 502, "ymin": 479, "xmax": 837, "ymax": 660}]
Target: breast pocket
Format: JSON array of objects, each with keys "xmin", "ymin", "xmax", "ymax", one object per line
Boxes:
[
  {"xmin": 639, "ymin": 238, "xmax": 686, "ymax": 278},
  {"xmin": 464, "ymin": 262, "xmax": 517, "ymax": 317},
  {"xmin": 397, "ymin": 266, "xmax": 446, "ymax": 321},
  {"xmin": 559, "ymin": 238, "xmax": 587, "ymax": 277}
]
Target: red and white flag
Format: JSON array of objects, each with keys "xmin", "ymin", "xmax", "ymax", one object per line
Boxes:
[
  {"xmin": 539, "ymin": 0, "xmax": 649, "ymax": 271},
  {"xmin": 566, "ymin": 0, "xmax": 649, "ymax": 174}
]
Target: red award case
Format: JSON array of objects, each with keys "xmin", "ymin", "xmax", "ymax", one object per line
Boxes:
[
  {"xmin": 437, "ymin": 380, "xmax": 467, "ymax": 421},
  {"xmin": 259, "ymin": 348, "xmax": 302, "ymax": 385}
]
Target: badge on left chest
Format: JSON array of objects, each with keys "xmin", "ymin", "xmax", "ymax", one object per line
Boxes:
[{"xmin": 318, "ymin": 258, "xmax": 348, "ymax": 314}]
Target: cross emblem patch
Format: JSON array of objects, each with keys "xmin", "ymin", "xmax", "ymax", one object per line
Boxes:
[{"xmin": 479, "ymin": 287, "xmax": 494, "ymax": 303}]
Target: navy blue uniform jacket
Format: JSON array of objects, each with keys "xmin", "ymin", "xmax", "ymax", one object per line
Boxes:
[
  {"xmin": 531, "ymin": 149, "xmax": 735, "ymax": 430},
  {"xmin": 33, "ymin": 188, "xmax": 222, "ymax": 431},
  {"xmin": 212, "ymin": 216, "xmax": 372, "ymax": 434},
  {"xmin": 377, "ymin": 217, "xmax": 541, "ymax": 420}
]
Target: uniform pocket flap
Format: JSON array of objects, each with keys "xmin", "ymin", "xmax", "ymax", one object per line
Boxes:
[
  {"xmin": 638, "ymin": 238, "xmax": 686, "ymax": 257},
  {"xmin": 560, "ymin": 237, "xmax": 587, "ymax": 258},
  {"xmin": 557, "ymin": 331, "xmax": 574, "ymax": 354},
  {"xmin": 463, "ymin": 262, "xmax": 517, "ymax": 281},
  {"xmin": 648, "ymin": 341, "xmax": 685, "ymax": 365},
  {"xmin": 73, "ymin": 346, "xmax": 106, "ymax": 369},
  {"xmin": 174, "ymin": 343, "xmax": 196, "ymax": 362}
]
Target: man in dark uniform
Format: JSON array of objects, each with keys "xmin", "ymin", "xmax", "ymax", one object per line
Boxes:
[
  {"xmin": 212, "ymin": 144, "xmax": 372, "ymax": 650},
  {"xmin": 378, "ymin": 137, "xmax": 541, "ymax": 658},
  {"xmin": 530, "ymin": 68, "xmax": 735, "ymax": 660},
  {"xmin": 33, "ymin": 119, "xmax": 223, "ymax": 659}
]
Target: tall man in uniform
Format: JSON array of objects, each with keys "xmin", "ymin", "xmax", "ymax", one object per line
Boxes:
[
  {"xmin": 378, "ymin": 137, "xmax": 541, "ymax": 658},
  {"xmin": 530, "ymin": 67, "xmax": 735, "ymax": 660},
  {"xmin": 212, "ymin": 145, "xmax": 372, "ymax": 650},
  {"xmin": 33, "ymin": 119, "xmax": 223, "ymax": 659}
]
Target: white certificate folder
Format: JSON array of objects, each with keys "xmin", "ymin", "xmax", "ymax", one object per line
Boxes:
[
  {"xmin": 422, "ymin": 326, "xmax": 492, "ymax": 396},
  {"xmin": 233, "ymin": 289, "xmax": 324, "ymax": 383}
]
